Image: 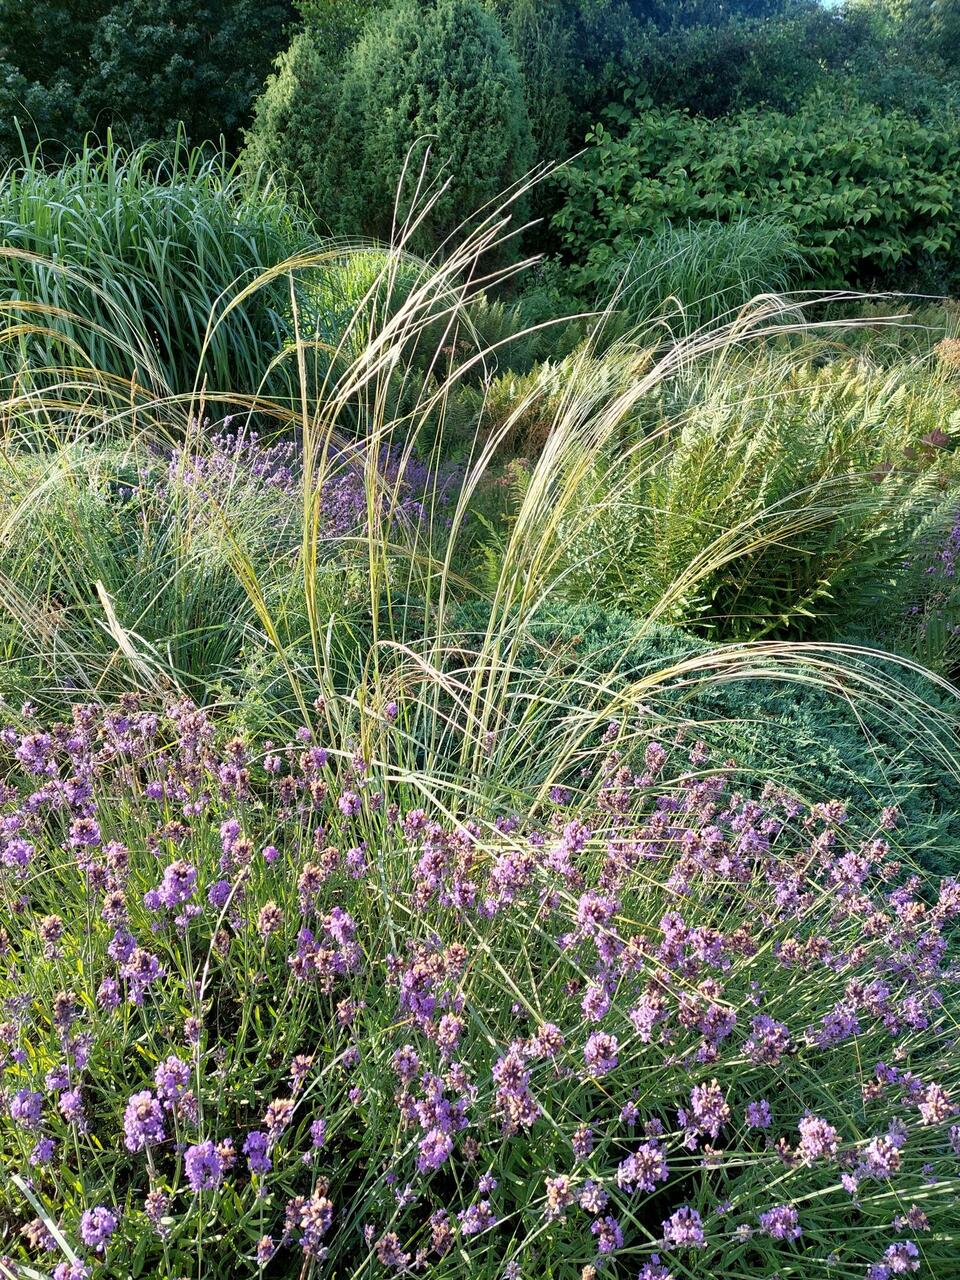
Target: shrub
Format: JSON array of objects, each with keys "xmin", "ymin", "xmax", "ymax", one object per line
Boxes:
[
  {"xmin": 0, "ymin": 696, "xmax": 957, "ymax": 1276},
  {"xmin": 890, "ymin": 0, "xmax": 960, "ymax": 68},
  {"xmin": 241, "ymin": 26, "xmax": 344, "ymax": 228},
  {"xmin": 552, "ymin": 90, "xmax": 960, "ymax": 289},
  {"xmin": 0, "ymin": 0, "xmax": 107, "ymax": 159},
  {"xmin": 621, "ymin": 7, "xmax": 882, "ymax": 117},
  {"xmin": 0, "ymin": 140, "xmax": 312, "ymax": 394},
  {"xmin": 246, "ymin": 0, "xmax": 535, "ymax": 256},
  {"xmin": 485, "ymin": 0, "xmax": 653, "ymax": 169},
  {"xmin": 484, "ymin": 0, "xmax": 587, "ymax": 166},
  {"xmin": 82, "ymin": 0, "xmax": 295, "ymax": 150}
]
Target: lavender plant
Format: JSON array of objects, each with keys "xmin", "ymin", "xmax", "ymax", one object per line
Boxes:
[{"xmin": 0, "ymin": 699, "xmax": 957, "ymax": 1277}]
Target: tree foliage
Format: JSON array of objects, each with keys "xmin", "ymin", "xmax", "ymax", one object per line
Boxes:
[
  {"xmin": 246, "ymin": 0, "xmax": 534, "ymax": 254},
  {"xmin": 553, "ymin": 90, "xmax": 960, "ymax": 289},
  {"xmin": 0, "ymin": 0, "xmax": 293, "ymax": 158},
  {"xmin": 85, "ymin": 0, "xmax": 294, "ymax": 148}
]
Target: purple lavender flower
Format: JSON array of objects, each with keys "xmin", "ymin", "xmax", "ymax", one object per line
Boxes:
[
  {"xmin": 687, "ymin": 1079, "xmax": 730, "ymax": 1139},
  {"xmin": 638, "ymin": 1256, "xmax": 674, "ymax": 1280},
  {"xmin": 184, "ymin": 1139, "xmax": 225, "ymax": 1192},
  {"xmin": 296, "ymin": 1189, "xmax": 334, "ymax": 1255},
  {"xmin": 310, "ymin": 1117, "xmax": 326, "ymax": 1148},
  {"xmin": 9, "ymin": 1089, "xmax": 42, "ymax": 1131},
  {"xmin": 880, "ymin": 1240, "xmax": 920, "ymax": 1274},
  {"xmin": 459, "ymin": 1199, "xmax": 497, "ymax": 1236},
  {"xmin": 662, "ymin": 1206, "xmax": 705, "ymax": 1248},
  {"xmin": 157, "ymin": 860, "xmax": 197, "ymax": 908},
  {"xmin": 53, "ymin": 1264, "xmax": 90, "ymax": 1280},
  {"xmin": 121, "ymin": 947, "xmax": 165, "ymax": 1004},
  {"xmin": 745, "ymin": 1014, "xmax": 792, "ymax": 1065},
  {"xmin": 243, "ymin": 1130, "xmax": 272, "ymax": 1175},
  {"xmin": 745, "ymin": 1099, "xmax": 772, "ymax": 1129},
  {"xmin": 155, "ymin": 1055, "xmax": 190, "ymax": 1103},
  {"xmin": 1, "ymin": 837, "xmax": 33, "ymax": 868},
  {"xmin": 29, "ymin": 1137, "xmax": 56, "ymax": 1166},
  {"xmin": 337, "ymin": 791, "xmax": 361, "ymax": 818},
  {"xmin": 571, "ymin": 1125, "xmax": 594, "ymax": 1158},
  {"xmin": 418, "ymin": 1127, "xmax": 454, "ymax": 1172},
  {"xmin": 581, "ymin": 984, "xmax": 611, "ymax": 1022},
  {"xmin": 207, "ymin": 879, "xmax": 232, "ymax": 909},
  {"xmin": 617, "ymin": 1141, "xmax": 669, "ymax": 1194},
  {"xmin": 123, "ymin": 1090, "xmax": 165, "ymax": 1152},
  {"xmin": 918, "ymin": 1083, "xmax": 954, "ymax": 1125},
  {"xmin": 591, "ymin": 1214, "xmax": 623, "ymax": 1254},
  {"xmin": 58, "ymin": 1089, "xmax": 86, "ymax": 1129},
  {"xmin": 583, "ymin": 1031, "xmax": 618, "ymax": 1076},
  {"xmin": 758, "ymin": 1204, "xmax": 802, "ymax": 1240},
  {"xmin": 69, "ymin": 817, "xmax": 101, "ymax": 847},
  {"xmin": 97, "ymin": 977, "xmax": 120, "ymax": 1011},
  {"xmin": 79, "ymin": 1206, "xmax": 118, "ymax": 1252},
  {"xmin": 16, "ymin": 732, "xmax": 55, "ymax": 775},
  {"xmin": 796, "ymin": 1115, "xmax": 840, "ymax": 1164}
]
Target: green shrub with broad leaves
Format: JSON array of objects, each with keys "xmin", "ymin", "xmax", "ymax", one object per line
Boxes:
[
  {"xmin": 0, "ymin": 0, "xmax": 294, "ymax": 158},
  {"xmin": 553, "ymin": 89, "xmax": 960, "ymax": 290}
]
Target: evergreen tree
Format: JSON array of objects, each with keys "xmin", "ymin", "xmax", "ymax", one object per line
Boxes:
[
  {"xmin": 0, "ymin": 0, "xmax": 294, "ymax": 159},
  {"xmin": 246, "ymin": 0, "xmax": 535, "ymax": 254}
]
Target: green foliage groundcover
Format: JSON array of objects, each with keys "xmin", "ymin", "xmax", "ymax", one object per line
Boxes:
[
  {"xmin": 553, "ymin": 89, "xmax": 960, "ymax": 290},
  {"xmin": 451, "ymin": 600, "xmax": 960, "ymax": 878}
]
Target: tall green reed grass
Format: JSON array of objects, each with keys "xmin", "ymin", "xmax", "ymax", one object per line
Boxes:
[
  {"xmin": 0, "ymin": 137, "xmax": 311, "ymax": 395},
  {"xmin": 577, "ymin": 217, "xmax": 807, "ymax": 336}
]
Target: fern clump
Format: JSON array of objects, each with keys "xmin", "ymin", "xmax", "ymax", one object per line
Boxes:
[{"xmin": 556, "ymin": 351, "xmax": 960, "ymax": 639}]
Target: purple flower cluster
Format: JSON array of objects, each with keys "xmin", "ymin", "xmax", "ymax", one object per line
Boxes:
[
  {"xmin": 0, "ymin": 701, "xmax": 957, "ymax": 1276},
  {"xmin": 163, "ymin": 427, "xmax": 460, "ymax": 543}
]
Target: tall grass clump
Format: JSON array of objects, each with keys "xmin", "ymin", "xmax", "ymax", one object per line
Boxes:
[
  {"xmin": 589, "ymin": 218, "xmax": 807, "ymax": 336},
  {"xmin": 0, "ymin": 138, "xmax": 313, "ymax": 395},
  {"xmin": 0, "ymin": 188, "xmax": 958, "ymax": 1279},
  {"xmin": 0, "ymin": 421, "xmax": 462, "ymax": 714}
]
